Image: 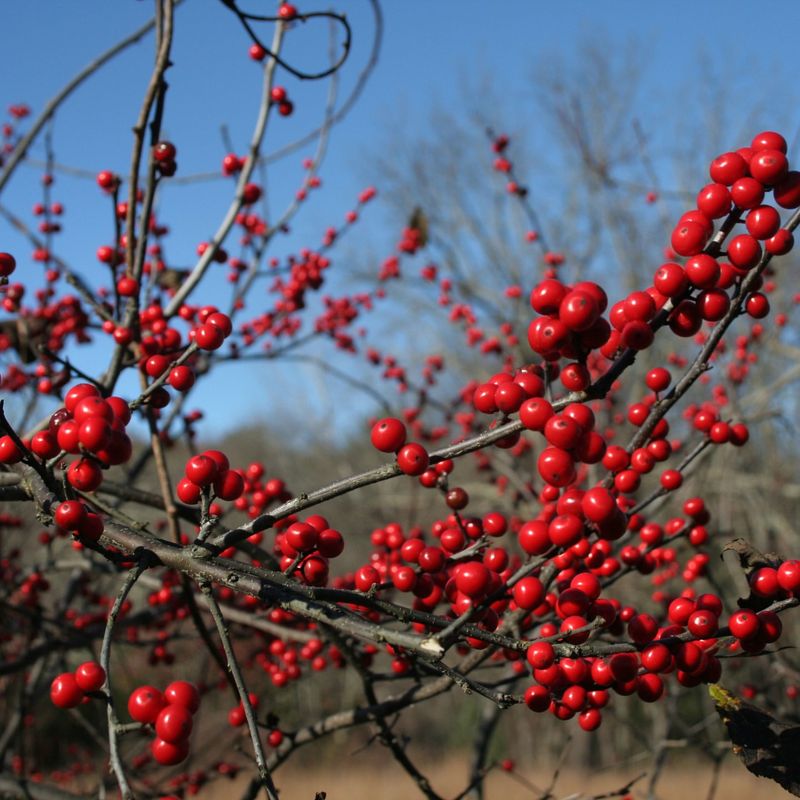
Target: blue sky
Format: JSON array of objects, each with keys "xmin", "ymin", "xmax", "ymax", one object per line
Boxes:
[{"xmin": 1, "ymin": 1, "xmax": 798, "ymax": 439}]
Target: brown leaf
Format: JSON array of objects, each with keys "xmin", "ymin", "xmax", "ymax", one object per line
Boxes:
[
  {"xmin": 408, "ymin": 206, "xmax": 429, "ymax": 247},
  {"xmin": 0, "ymin": 317, "xmax": 47, "ymax": 363},
  {"xmin": 722, "ymin": 538, "xmax": 783, "ymax": 610},
  {"xmin": 155, "ymin": 267, "xmax": 190, "ymax": 290},
  {"xmin": 710, "ymin": 684, "xmax": 800, "ymax": 796}
]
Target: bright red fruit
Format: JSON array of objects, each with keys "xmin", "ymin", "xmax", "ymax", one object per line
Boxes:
[
  {"xmin": 728, "ymin": 610, "xmax": 759, "ymax": 640},
  {"xmin": 0, "ymin": 252, "xmax": 16, "ymax": 277},
  {"xmin": 396, "ymin": 443, "xmax": 429, "ymax": 475},
  {"xmin": 50, "ymin": 673, "xmax": 84, "ymax": 708},
  {"xmin": 513, "ymin": 576, "xmax": 545, "ymax": 610},
  {"xmin": 155, "ymin": 704, "xmax": 193, "ymax": 743},
  {"xmin": 454, "ymin": 562, "xmax": 490, "ymax": 597},
  {"xmin": 185, "ymin": 454, "xmax": 218, "ymax": 486},
  {"xmin": 151, "ymin": 737, "xmax": 189, "ymax": 766},
  {"xmin": 370, "ymin": 418, "xmax": 407, "ymax": 453},
  {"xmin": 128, "ymin": 686, "xmax": 166, "ymax": 724},
  {"xmin": 74, "ymin": 662, "xmax": 106, "ymax": 692}
]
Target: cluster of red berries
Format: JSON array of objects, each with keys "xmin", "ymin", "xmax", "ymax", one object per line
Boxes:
[
  {"xmin": 188, "ymin": 307, "xmax": 232, "ymax": 352},
  {"xmin": 153, "ymin": 140, "xmax": 177, "ymax": 178},
  {"xmin": 491, "ymin": 134, "xmax": 527, "ymax": 196},
  {"xmin": 270, "ymin": 85, "xmax": 294, "ymax": 117},
  {"xmin": 370, "ymin": 416, "xmax": 434, "ymax": 476},
  {"xmin": 0, "ymin": 384, "xmax": 133, "ymax": 540},
  {"xmin": 396, "ymin": 226, "xmax": 424, "ymax": 254},
  {"xmin": 273, "ymin": 514, "xmax": 345, "ymax": 586},
  {"xmin": 128, "ymin": 681, "xmax": 200, "ymax": 766},
  {"xmin": 176, "ymin": 449, "xmax": 244, "ymax": 505},
  {"xmin": 50, "ymin": 661, "xmax": 106, "ymax": 708},
  {"xmin": 528, "ymin": 279, "xmax": 612, "ymax": 358}
]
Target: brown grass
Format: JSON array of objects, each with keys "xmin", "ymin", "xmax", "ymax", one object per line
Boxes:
[{"xmin": 198, "ymin": 753, "xmax": 786, "ymax": 799}]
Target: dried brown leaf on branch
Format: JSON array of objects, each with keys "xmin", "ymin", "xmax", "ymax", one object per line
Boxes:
[
  {"xmin": 710, "ymin": 683, "xmax": 800, "ymax": 796},
  {"xmin": 721, "ymin": 538, "xmax": 784, "ymax": 609}
]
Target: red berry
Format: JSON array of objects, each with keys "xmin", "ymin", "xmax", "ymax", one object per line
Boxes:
[
  {"xmin": 249, "ymin": 43, "xmax": 266, "ymax": 61},
  {"xmin": 751, "ymin": 131, "xmax": 787, "ymax": 153},
  {"xmin": 354, "ymin": 564, "xmax": 380, "ymax": 592},
  {"xmin": 774, "ymin": 171, "xmax": 800, "ymax": 209},
  {"xmin": 518, "ymin": 520, "xmax": 550, "ymax": 556},
  {"xmin": 67, "ymin": 458, "xmax": 103, "ymax": 491},
  {"xmin": 671, "ymin": 221, "xmax": 708, "ymax": 257},
  {"xmin": 777, "ymin": 560, "xmax": 800, "ymax": 593},
  {"xmin": 727, "ymin": 234, "xmax": 762, "ymax": 270},
  {"xmin": 544, "ymin": 415, "xmax": 582, "ymax": 450},
  {"xmin": 96, "ymin": 170, "xmax": 117, "ymax": 191},
  {"xmin": 766, "ymin": 228, "xmax": 794, "ymax": 255},
  {"xmin": 396, "ymin": 443, "xmax": 429, "ymax": 476},
  {"xmin": 194, "ymin": 323, "xmax": 225, "ymax": 351},
  {"xmin": 53, "ymin": 500, "xmax": 86, "ymax": 531},
  {"xmin": 128, "ymin": 686, "xmax": 166, "ymax": 723},
  {"xmin": 530, "ymin": 279, "xmax": 568, "ymax": 314},
  {"xmin": 153, "ymin": 141, "xmax": 176, "ymax": 162},
  {"xmin": 668, "ymin": 300, "xmax": 702, "ymax": 337},
  {"xmin": 519, "ymin": 397, "xmax": 554, "ymax": 431},
  {"xmin": 559, "ymin": 290, "xmax": 599, "ymax": 331},
  {"xmin": 697, "ymin": 288, "xmax": 730, "ymax": 321},
  {"xmin": 242, "ymin": 183, "xmax": 262, "ymax": 204},
  {"xmin": 454, "ymin": 561, "xmax": 490, "ymax": 598},
  {"xmin": 177, "ymin": 478, "xmax": 202, "ymax": 505},
  {"xmin": 163, "ymin": 681, "xmax": 200, "ymax": 713},
  {"xmin": 0, "ymin": 252, "xmax": 16, "ymax": 277},
  {"xmin": 653, "ymin": 262, "xmax": 689, "ymax": 297},
  {"xmin": 168, "ymin": 365, "xmax": 195, "ymax": 392},
  {"xmin": 370, "ymin": 418, "xmax": 407, "ymax": 453},
  {"xmin": 185, "ymin": 454, "xmax": 218, "ymax": 486},
  {"xmin": 74, "ymin": 661, "xmax": 106, "ymax": 692},
  {"xmin": 537, "ymin": 447, "xmax": 575, "ymax": 487},
  {"xmin": 50, "ymin": 673, "xmax": 85, "ymax": 708},
  {"xmin": 578, "ymin": 708, "xmax": 602, "ymax": 731},
  {"xmin": 645, "ymin": 367, "xmax": 671, "ymax": 393},
  {"xmin": 728, "ymin": 610, "xmax": 759, "ymax": 640},
  {"xmin": 660, "ymin": 469, "xmax": 682, "ymax": 490},
  {"xmin": 709, "ymin": 151, "xmax": 748, "ymax": 185},
  {"xmin": 746, "ymin": 205, "xmax": 781, "ymax": 240},
  {"xmin": 30, "ymin": 430, "xmax": 59, "ymax": 459},
  {"xmin": 214, "ymin": 469, "xmax": 245, "ymax": 500},
  {"xmin": 684, "ymin": 254, "xmax": 720, "ymax": 289},
  {"xmin": 151, "ymin": 737, "xmax": 189, "ymax": 766},
  {"xmin": 731, "ymin": 177, "xmax": 765, "ymax": 209},
  {"xmin": 65, "ymin": 383, "xmax": 100, "ymax": 413},
  {"xmin": 523, "ymin": 684, "xmax": 550, "ymax": 712},
  {"xmin": 696, "ymin": 183, "xmax": 731, "ymax": 219},
  {"xmin": 749, "ymin": 149, "xmax": 788, "ymax": 185},
  {"xmin": 0, "ymin": 435, "xmax": 22, "ymax": 464},
  {"xmin": 513, "ymin": 577, "xmax": 545, "ymax": 610},
  {"xmin": 687, "ymin": 609, "xmax": 718, "ymax": 638},
  {"xmin": 155, "ymin": 704, "xmax": 193, "ymax": 743},
  {"xmin": 750, "ymin": 567, "xmax": 779, "ymax": 598},
  {"xmin": 745, "ymin": 292, "xmax": 769, "ymax": 319}
]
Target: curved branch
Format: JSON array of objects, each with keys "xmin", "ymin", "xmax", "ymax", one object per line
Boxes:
[{"xmin": 218, "ymin": 2, "xmax": 351, "ymax": 81}]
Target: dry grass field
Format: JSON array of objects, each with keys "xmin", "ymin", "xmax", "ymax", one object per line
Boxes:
[{"xmin": 199, "ymin": 753, "xmax": 787, "ymax": 799}]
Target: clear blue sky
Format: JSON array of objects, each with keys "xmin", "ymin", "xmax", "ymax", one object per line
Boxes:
[{"xmin": 1, "ymin": 1, "xmax": 797, "ymax": 439}]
